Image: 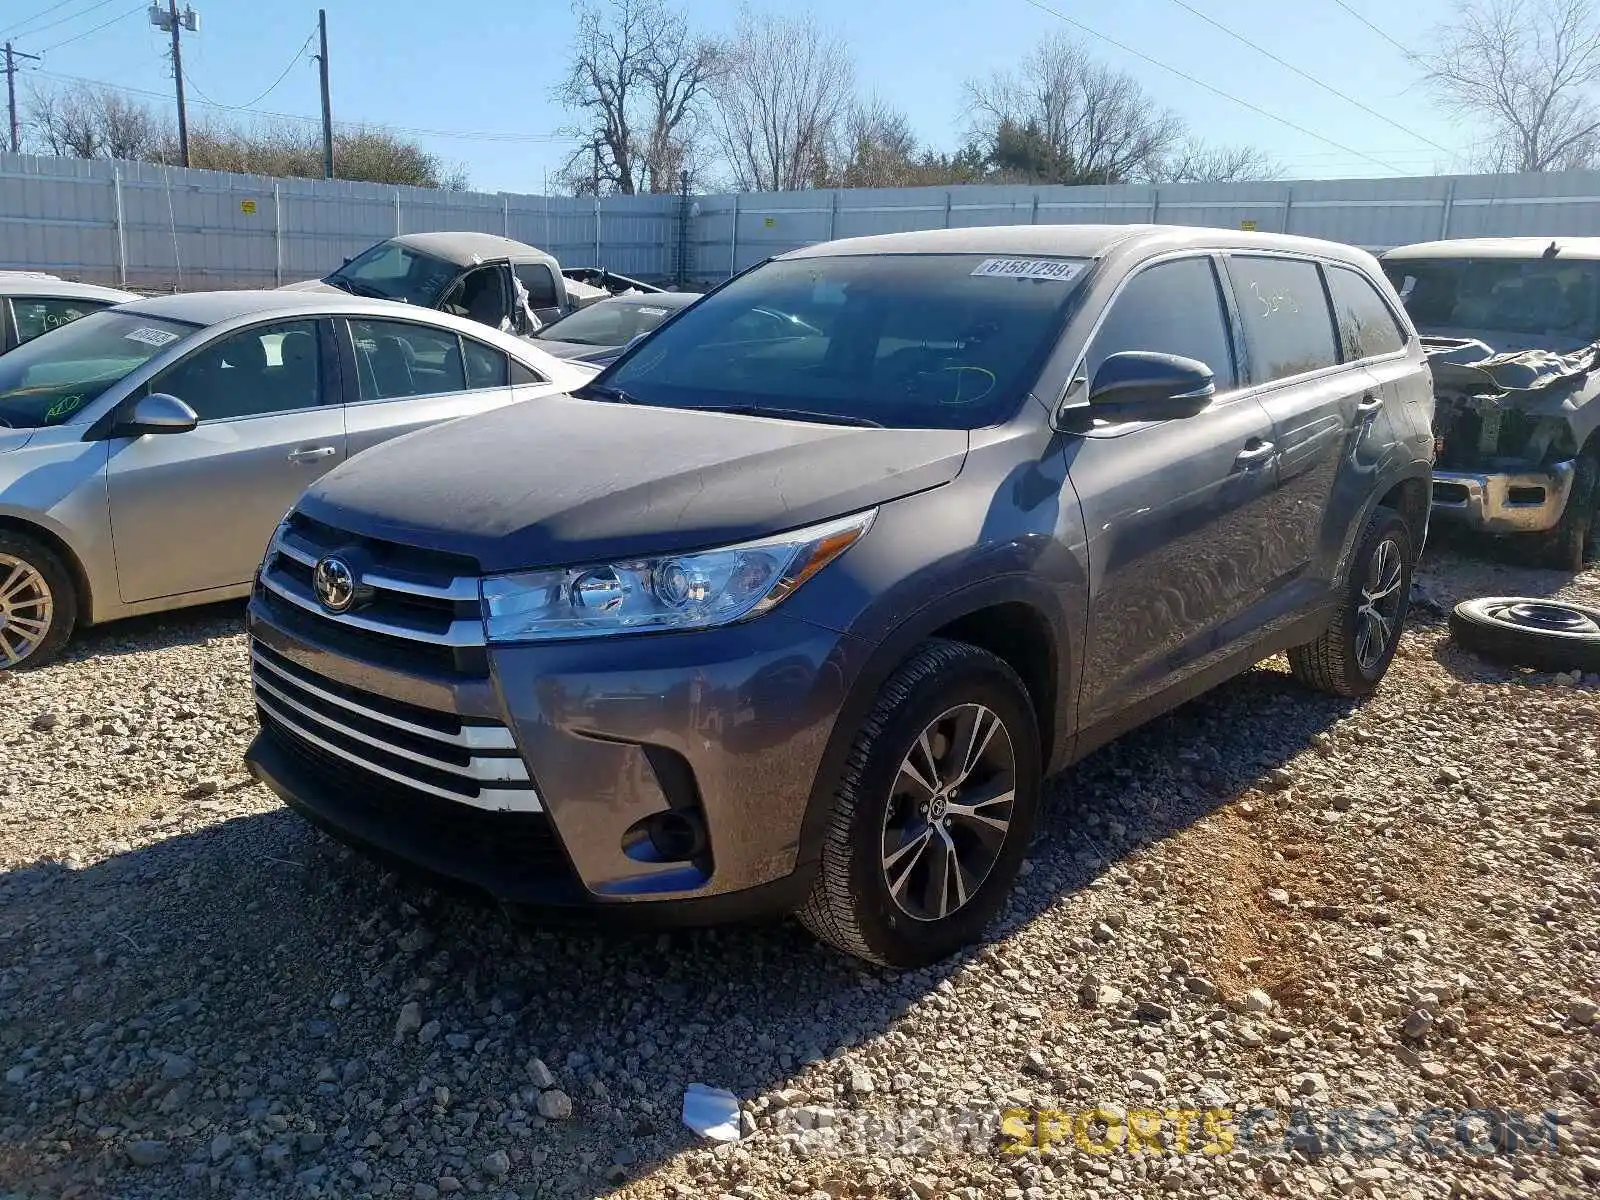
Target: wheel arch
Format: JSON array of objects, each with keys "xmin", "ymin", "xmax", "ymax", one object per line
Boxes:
[
  {"xmin": 0, "ymin": 513, "xmax": 94, "ymax": 624},
  {"xmin": 795, "ymin": 578, "xmax": 1074, "ymax": 878}
]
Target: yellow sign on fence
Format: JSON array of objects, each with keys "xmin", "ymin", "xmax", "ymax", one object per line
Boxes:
[
  {"xmin": 240, "ymin": 199, "xmax": 258, "ymax": 216},
  {"xmin": 1239, "ymin": 219, "xmax": 1258, "ymax": 232}
]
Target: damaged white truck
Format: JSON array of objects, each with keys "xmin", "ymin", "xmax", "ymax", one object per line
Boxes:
[{"xmin": 1381, "ymin": 237, "xmax": 1600, "ymax": 570}]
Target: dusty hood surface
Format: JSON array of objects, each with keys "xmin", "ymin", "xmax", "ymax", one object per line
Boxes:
[{"xmin": 296, "ymin": 395, "xmax": 969, "ymax": 573}]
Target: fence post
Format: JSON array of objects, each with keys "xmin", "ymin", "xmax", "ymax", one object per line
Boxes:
[
  {"xmin": 112, "ymin": 167, "xmax": 128, "ymax": 287},
  {"xmin": 943, "ymin": 190, "xmax": 952, "ymax": 228},
  {"xmin": 502, "ymin": 192, "xmax": 510, "ymax": 238},
  {"xmin": 393, "ymin": 189, "xmax": 401, "ymax": 235},
  {"xmin": 1029, "ymin": 192, "xmax": 1038, "ymax": 224},
  {"xmin": 593, "ymin": 195, "xmax": 601, "ymax": 266},
  {"xmin": 729, "ymin": 193, "xmax": 740, "ymax": 278},
  {"xmin": 1439, "ymin": 179, "xmax": 1456, "ymax": 239},
  {"xmin": 1282, "ymin": 184, "xmax": 1294, "ymax": 235},
  {"xmin": 1150, "ymin": 187, "xmax": 1160, "ymax": 224},
  {"xmin": 273, "ymin": 182, "xmax": 283, "ymax": 286},
  {"xmin": 828, "ymin": 189, "xmax": 838, "ymax": 241}
]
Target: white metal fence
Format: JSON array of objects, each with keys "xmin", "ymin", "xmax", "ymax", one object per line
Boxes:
[{"xmin": 7, "ymin": 151, "xmax": 1600, "ymax": 291}]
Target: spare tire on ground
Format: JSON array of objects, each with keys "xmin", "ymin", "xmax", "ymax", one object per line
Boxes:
[{"xmin": 1449, "ymin": 597, "xmax": 1600, "ymax": 673}]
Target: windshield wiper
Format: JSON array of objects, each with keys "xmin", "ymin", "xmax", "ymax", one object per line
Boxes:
[
  {"xmin": 698, "ymin": 404, "xmax": 883, "ymax": 428},
  {"xmin": 574, "ymin": 382, "xmax": 638, "ymax": 404},
  {"xmin": 328, "ymin": 275, "xmax": 385, "ymax": 299}
]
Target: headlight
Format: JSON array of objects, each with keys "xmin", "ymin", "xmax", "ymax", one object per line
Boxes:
[{"xmin": 480, "ymin": 509, "xmax": 874, "ymax": 643}]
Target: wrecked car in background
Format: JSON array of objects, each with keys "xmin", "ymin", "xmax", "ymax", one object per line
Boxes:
[
  {"xmin": 280, "ymin": 232, "xmax": 667, "ymax": 340},
  {"xmin": 1381, "ymin": 237, "xmax": 1600, "ymax": 569}
]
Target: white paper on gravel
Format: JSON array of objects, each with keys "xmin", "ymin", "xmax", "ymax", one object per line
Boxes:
[{"xmin": 682, "ymin": 1083, "xmax": 741, "ymax": 1141}]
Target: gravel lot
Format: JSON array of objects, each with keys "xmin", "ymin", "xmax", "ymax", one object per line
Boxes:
[{"xmin": 2, "ymin": 541, "xmax": 1597, "ymax": 1200}]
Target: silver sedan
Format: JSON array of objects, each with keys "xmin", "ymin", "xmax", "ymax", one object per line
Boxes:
[{"xmin": 0, "ymin": 290, "xmax": 596, "ymax": 669}]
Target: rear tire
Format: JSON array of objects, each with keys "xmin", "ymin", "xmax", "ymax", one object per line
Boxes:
[
  {"xmin": 797, "ymin": 639, "xmax": 1041, "ymax": 967},
  {"xmin": 0, "ymin": 531, "xmax": 76, "ymax": 671},
  {"xmin": 1288, "ymin": 506, "xmax": 1413, "ymax": 698}
]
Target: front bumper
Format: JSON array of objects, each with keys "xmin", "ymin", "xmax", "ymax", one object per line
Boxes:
[
  {"xmin": 244, "ymin": 596, "xmax": 863, "ymax": 914},
  {"xmin": 1430, "ymin": 459, "xmax": 1577, "ymax": 534}
]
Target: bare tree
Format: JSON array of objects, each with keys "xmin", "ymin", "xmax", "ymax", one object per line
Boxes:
[
  {"xmin": 711, "ymin": 7, "xmax": 855, "ymax": 193},
  {"xmin": 27, "ymin": 83, "xmax": 164, "ymax": 161},
  {"xmin": 1422, "ymin": 0, "xmax": 1600, "ymax": 171},
  {"xmin": 1148, "ymin": 138, "xmax": 1283, "ymax": 183},
  {"xmin": 557, "ymin": 0, "xmax": 723, "ymax": 194},
  {"xmin": 964, "ymin": 32, "xmax": 1184, "ymax": 184}
]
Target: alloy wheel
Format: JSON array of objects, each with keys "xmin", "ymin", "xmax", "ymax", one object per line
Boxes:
[
  {"xmin": 880, "ymin": 702, "xmax": 1017, "ymax": 922},
  {"xmin": 1354, "ymin": 537, "xmax": 1404, "ymax": 673},
  {"xmin": 0, "ymin": 553, "xmax": 54, "ymax": 669}
]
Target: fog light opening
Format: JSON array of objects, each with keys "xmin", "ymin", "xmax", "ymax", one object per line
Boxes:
[{"xmin": 623, "ymin": 809, "xmax": 708, "ymax": 864}]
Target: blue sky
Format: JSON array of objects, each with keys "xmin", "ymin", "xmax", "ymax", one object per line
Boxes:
[{"xmin": 5, "ymin": 0, "xmax": 1471, "ymax": 193}]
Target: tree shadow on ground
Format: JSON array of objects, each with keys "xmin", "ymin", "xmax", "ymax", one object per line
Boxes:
[{"xmin": 0, "ymin": 654, "xmax": 1366, "ymax": 1200}]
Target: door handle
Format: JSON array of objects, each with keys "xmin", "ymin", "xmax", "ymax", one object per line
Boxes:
[
  {"xmin": 1234, "ymin": 439, "xmax": 1276, "ymax": 467},
  {"xmin": 288, "ymin": 446, "xmax": 337, "ymax": 464},
  {"xmin": 1356, "ymin": 393, "xmax": 1385, "ymax": 416}
]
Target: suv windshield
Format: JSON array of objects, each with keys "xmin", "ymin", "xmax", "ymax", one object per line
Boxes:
[
  {"xmin": 598, "ymin": 254, "xmax": 1089, "ymax": 429},
  {"xmin": 327, "ymin": 242, "xmax": 460, "ymax": 306},
  {"xmin": 1382, "ymin": 256, "xmax": 1600, "ymax": 343},
  {"xmin": 0, "ymin": 310, "xmax": 196, "ymax": 429}
]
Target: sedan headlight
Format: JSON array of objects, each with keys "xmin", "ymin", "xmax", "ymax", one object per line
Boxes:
[{"xmin": 481, "ymin": 510, "xmax": 875, "ymax": 643}]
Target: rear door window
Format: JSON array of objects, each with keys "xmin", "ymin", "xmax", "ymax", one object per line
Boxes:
[
  {"xmin": 1326, "ymin": 266, "xmax": 1407, "ymax": 360},
  {"xmin": 1227, "ymin": 256, "xmax": 1340, "ymax": 383},
  {"xmin": 348, "ymin": 319, "xmax": 467, "ymax": 401},
  {"xmin": 1085, "ymin": 256, "xmax": 1237, "ymax": 390}
]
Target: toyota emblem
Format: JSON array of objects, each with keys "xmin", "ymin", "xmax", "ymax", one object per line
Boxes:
[{"xmin": 313, "ymin": 556, "xmax": 357, "ymax": 614}]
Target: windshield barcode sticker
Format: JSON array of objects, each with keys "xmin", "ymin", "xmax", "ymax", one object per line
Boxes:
[
  {"xmin": 124, "ymin": 327, "xmax": 180, "ymax": 347},
  {"xmin": 637, "ymin": 306, "xmax": 668, "ymax": 316},
  {"xmin": 971, "ymin": 258, "xmax": 1083, "ymax": 282}
]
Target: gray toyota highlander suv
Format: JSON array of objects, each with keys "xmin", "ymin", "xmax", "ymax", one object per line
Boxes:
[{"xmin": 245, "ymin": 225, "xmax": 1434, "ymax": 966}]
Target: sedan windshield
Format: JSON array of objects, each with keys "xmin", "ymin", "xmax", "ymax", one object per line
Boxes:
[
  {"xmin": 597, "ymin": 254, "xmax": 1089, "ymax": 429},
  {"xmin": 1383, "ymin": 256, "xmax": 1600, "ymax": 342},
  {"xmin": 535, "ymin": 297, "xmax": 693, "ymax": 347},
  {"xmin": 326, "ymin": 242, "xmax": 459, "ymax": 305},
  {"xmin": 0, "ymin": 311, "xmax": 196, "ymax": 429}
]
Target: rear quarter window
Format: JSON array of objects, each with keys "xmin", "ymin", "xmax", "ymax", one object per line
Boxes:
[{"xmin": 1327, "ymin": 266, "xmax": 1408, "ymax": 360}]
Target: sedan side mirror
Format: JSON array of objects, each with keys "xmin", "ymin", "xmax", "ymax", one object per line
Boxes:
[
  {"xmin": 1088, "ymin": 351, "xmax": 1215, "ymax": 421},
  {"xmin": 117, "ymin": 392, "xmax": 198, "ymax": 436}
]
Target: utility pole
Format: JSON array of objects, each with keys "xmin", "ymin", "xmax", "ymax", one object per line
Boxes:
[
  {"xmin": 4, "ymin": 43, "xmax": 40, "ymax": 155},
  {"xmin": 149, "ymin": 3, "xmax": 199, "ymax": 168},
  {"xmin": 315, "ymin": 9, "xmax": 333, "ymax": 178}
]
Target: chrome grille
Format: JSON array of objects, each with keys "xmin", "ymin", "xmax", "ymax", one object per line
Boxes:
[
  {"xmin": 255, "ymin": 514, "xmax": 488, "ymax": 677},
  {"xmin": 250, "ymin": 641, "xmax": 540, "ymax": 813}
]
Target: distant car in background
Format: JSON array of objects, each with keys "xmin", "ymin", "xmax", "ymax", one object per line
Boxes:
[
  {"xmin": 529, "ymin": 291, "xmax": 699, "ymax": 363},
  {"xmin": 0, "ymin": 275, "xmax": 138, "ymax": 353},
  {"xmin": 0, "ymin": 290, "xmax": 595, "ymax": 669}
]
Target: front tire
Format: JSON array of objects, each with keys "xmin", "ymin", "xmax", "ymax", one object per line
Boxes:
[
  {"xmin": 797, "ymin": 640, "xmax": 1041, "ymax": 967},
  {"xmin": 1288, "ymin": 506, "xmax": 1414, "ymax": 698},
  {"xmin": 0, "ymin": 532, "xmax": 76, "ymax": 671},
  {"xmin": 1542, "ymin": 455, "xmax": 1597, "ymax": 572}
]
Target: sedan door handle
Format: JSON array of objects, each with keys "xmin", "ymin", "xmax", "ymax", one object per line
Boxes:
[
  {"xmin": 1234, "ymin": 439, "xmax": 1277, "ymax": 467},
  {"xmin": 287, "ymin": 445, "xmax": 337, "ymax": 464},
  {"xmin": 1356, "ymin": 393, "xmax": 1385, "ymax": 416}
]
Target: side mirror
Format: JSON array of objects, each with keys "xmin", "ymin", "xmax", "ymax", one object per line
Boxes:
[
  {"xmin": 117, "ymin": 392, "xmax": 198, "ymax": 436},
  {"xmin": 1088, "ymin": 351, "xmax": 1214, "ymax": 421}
]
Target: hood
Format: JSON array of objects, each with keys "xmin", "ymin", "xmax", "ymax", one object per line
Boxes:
[
  {"xmin": 1414, "ymin": 324, "xmax": 1594, "ymax": 355},
  {"xmin": 297, "ymin": 395, "xmax": 969, "ymax": 573},
  {"xmin": 276, "ymin": 277, "xmax": 339, "ymax": 294}
]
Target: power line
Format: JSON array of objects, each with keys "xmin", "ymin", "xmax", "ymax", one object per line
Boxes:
[
  {"xmin": 182, "ymin": 29, "xmax": 313, "ymax": 111},
  {"xmin": 39, "ymin": 3, "xmax": 141, "ymax": 53},
  {"xmin": 1327, "ymin": 0, "xmax": 1416, "ymax": 58},
  {"xmin": 1016, "ymin": 0, "xmax": 1412, "ymax": 176},
  {"xmin": 3, "ymin": 0, "xmax": 121, "ymax": 41},
  {"xmin": 29, "ymin": 66, "xmax": 580, "ymax": 144},
  {"xmin": 1163, "ymin": 0, "xmax": 1455, "ymax": 157}
]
